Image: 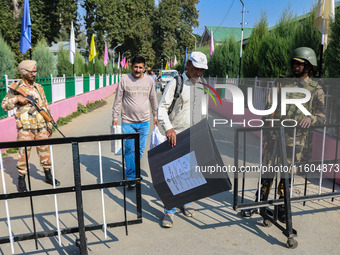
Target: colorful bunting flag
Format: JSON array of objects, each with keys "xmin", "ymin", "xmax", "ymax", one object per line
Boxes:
[
  {"xmin": 210, "ymin": 28, "xmax": 215, "ymax": 57},
  {"xmin": 104, "ymin": 42, "xmax": 109, "ymax": 66},
  {"xmin": 174, "ymin": 55, "xmax": 178, "ymax": 66},
  {"xmin": 120, "ymin": 57, "xmax": 126, "ymax": 69},
  {"xmin": 69, "ymin": 22, "xmax": 76, "ymax": 64},
  {"xmin": 89, "ymin": 34, "xmax": 97, "ymax": 62}
]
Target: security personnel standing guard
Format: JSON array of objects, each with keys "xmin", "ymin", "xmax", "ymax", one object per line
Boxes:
[
  {"xmin": 1, "ymin": 60, "xmax": 60, "ymax": 192},
  {"xmin": 242, "ymin": 47, "xmax": 326, "ymax": 222}
]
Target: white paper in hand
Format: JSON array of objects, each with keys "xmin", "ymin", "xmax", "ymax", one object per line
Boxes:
[
  {"xmin": 150, "ymin": 126, "xmax": 166, "ymax": 149},
  {"xmin": 110, "ymin": 125, "xmax": 122, "ymax": 155}
]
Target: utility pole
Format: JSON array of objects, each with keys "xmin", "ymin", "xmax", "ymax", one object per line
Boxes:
[
  {"xmin": 113, "ymin": 43, "xmax": 122, "ymax": 68},
  {"xmin": 185, "ymin": 29, "xmax": 197, "ymax": 51},
  {"xmin": 239, "ymin": 0, "xmax": 247, "ymax": 78}
]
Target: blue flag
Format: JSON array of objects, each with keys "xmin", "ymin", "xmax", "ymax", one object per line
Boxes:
[
  {"xmin": 20, "ymin": 0, "xmax": 32, "ymax": 54},
  {"xmin": 183, "ymin": 47, "xmax": 187, "ymax": 68}
]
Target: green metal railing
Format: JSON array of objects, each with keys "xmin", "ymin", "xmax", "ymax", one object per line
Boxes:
[
  {"xmin": 65, "ymin": 76, "xmax": 75, "ymax": 98},
  {"xmin": 0, "ymin": 76, "xmax": 8, "ymax": 119},
  {"xmin": 36, "ymin": 76, "xmax": 52, "ymax": 103},
  {"xmin": 0, "ymin": 74, "xmax": 119, "ymax": 119},
  {"xmin": 95, "ymin": 75, "xmax": 100, "ymax": 89},
  {"xmin": 83, "ymin": 75, "xmax": 90, "ymax": 93}
]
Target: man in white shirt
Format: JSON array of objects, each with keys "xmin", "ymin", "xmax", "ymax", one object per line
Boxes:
[{"xmin": 157, "ymin": 52, "xmax": 208, "ymax": 227}]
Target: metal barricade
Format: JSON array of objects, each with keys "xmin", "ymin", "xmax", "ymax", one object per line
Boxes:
[
  {"xmin": 233, "ymin": 124, "xmax": 340, "ymax": 248},
  {"xmin": 0, "ymin": 133, "xmax": 142, "ymax": 254}
]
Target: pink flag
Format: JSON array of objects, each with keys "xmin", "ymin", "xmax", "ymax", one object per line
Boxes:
[
  {"xmin": 170, "ymin": 57, "xmax": 173, "ymax": 68},
  {"xmin": 104, "ymin": 42, "xmax": 109, "ymax": 66},
  {"xmin": 120, "ymin": 57, "xmax": 126, "ymax": 68},
  {"xmin": 210, "ymin": 28, "xmax": 214, "ymax": 57}
]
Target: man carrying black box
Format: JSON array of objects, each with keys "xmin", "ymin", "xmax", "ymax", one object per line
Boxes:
[{"xmin": 157, "ymin": 51, "xmax": 208, "ymax": 228}]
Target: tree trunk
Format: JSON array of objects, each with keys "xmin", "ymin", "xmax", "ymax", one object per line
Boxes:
[{"xmin": 12, "ymin": 0, "xmax": 20, "ymax": 19}]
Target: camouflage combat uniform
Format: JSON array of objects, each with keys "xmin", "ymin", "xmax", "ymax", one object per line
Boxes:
[
  {"xmin": 1, "ymin": 80, "xmax": 53, "ymax": 176},
  {"xmin": 262, "ymin": 77, "xmax": 326, "ymax": 197}
]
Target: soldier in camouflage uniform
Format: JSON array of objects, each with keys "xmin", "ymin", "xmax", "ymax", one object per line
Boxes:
[
  {"xmin": 242, "ymin": 47, "xmax": 326, "ymax": 222},
  {"xmin": 1, "ymin": 60, "xmax": 60, "ymax": 192}
]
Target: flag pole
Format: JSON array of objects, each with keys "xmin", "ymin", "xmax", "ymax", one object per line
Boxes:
[
  {"xmin": 239, "ymin": 0, "xmax": 245, "ymax": 78},
  {"xmin": 319, "ymin": 19, "xmax": 326, "ymax": 77}
]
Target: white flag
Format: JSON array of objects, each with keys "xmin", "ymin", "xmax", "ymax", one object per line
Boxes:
[
  {"xmin": 173, "ymin": 55, "xmax": 178, "ymax": 66},
  {"xmin": 69, "ymin": 22, "xmax": 76, "ymax": 64}
]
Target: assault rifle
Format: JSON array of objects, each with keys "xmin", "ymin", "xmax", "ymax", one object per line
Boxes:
[{"xmin": 8, "ymin": 82, "xmax": 66, "ymax": 138}]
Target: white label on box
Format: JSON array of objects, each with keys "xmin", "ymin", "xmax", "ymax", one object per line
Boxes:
[{"xmin": 162, "ymin": 151, "xmax": 207, "ymax": 196}]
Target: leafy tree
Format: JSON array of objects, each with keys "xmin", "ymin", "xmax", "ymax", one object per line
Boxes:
[
  {"xmin": 153, "ymin": 0, "xmax": 199, "ymax": 69},
  {"xmin": 106, "ymin": 61, "xmax": 114, "ymax": 74},
  {"xmin": 0, "ymin": 0, "xmax": 22, "ymax": 63},
  {"xmin": 153, "ymin": 0, "xmax": 181, "ymax": 67},
  {"xmin": 57, "ymin": 46, "xmax": 73, "ymax": 76},
  {"xmin": 206, "ymin": 37, "xmax": 240, "ymax": 78},
  {"xmin": 56, "ymin": 0, "xmax": 79, "ymax": 41},
  {"xmin": 32, "ymin": 39, "xmax": 57, "ymax": 77},
  {"xmin": 243, "ymin": 13, "xmax": 269, "ymax": 77},
  {"xmin": 293, "ymin": 7, "xmax": 320, "ymax": 58},
  {"xmin": 323, "ymin": 8, "xmax": 340, "ymax": 124},
  {"xmin": 257, "ymin": 34, "xmax": 292, "ymax": 77},
  {"xmin": 256, "ymin": 9, "xmax": 298, "ymax": 77},
  {"xmin": 324, "ymin": 7, "xmax": 340, "ymax": 77},
  {"xmin": 0, "ymin": 0, "xmax": 78, "ymax": 65},
  {"xmin": 74, "ymin": 51, "xmax": 86, "ymax": 76},
  {"xmin": 83, "ymin": 0, "xmax": 126, "ymax": 60},
  {"xmin": 88, "ymin": 56, "xmax": 105, "ymax": 75},
  {"xmin": 0, "ymin": 34, "xmax": 16, "ymax": 78},
  {"xmin": 118, "ymin": 0, "xmax": 156, "ymax": 66}
]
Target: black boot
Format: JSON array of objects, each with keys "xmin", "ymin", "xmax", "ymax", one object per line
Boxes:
[
  {"xmin": 17, "ymin": 175, "xmax": 27, "ymax": 192},
  {"xmin": 44, "ymin": 169, "xmax": 60, "ymax": 186}
]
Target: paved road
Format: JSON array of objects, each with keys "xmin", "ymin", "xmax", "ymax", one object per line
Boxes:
[{"xmin": 0, "ymin": 92, "xmax": 340, "ymax": 255}]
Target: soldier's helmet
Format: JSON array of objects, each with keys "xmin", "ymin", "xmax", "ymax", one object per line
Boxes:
[{"xmin": 291, "ymin": 47, "xmax": 318, "ymax": 71}]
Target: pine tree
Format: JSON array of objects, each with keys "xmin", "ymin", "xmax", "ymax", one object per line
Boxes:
[
  {"xmin": 74, "ymin": 51, "xmax": 86, "ymax": 76},
  {"xmin": 207, "ymin": 37, "xmax": 239, "ymax": 78},
  {"xmin": 257, "ymin": 8, "xmax": 298, "ymax": 77},
  {"xmin": 32, "ymin": 39, "xmax": 57, "ymax": 78},
  {"xmin": 57, "ymin": 46, "xmax": 73, "ymax": 77},
  {"xmin": 243, "ymin": 13, "xmax": 268, "ymax": 78},
  {"xmin": 0, "ymin": 34, "xmax": 16, "ymax": 78},
  {"xmin": 324, "ymin": 7, "xmax": 340, "ymax": 77}
]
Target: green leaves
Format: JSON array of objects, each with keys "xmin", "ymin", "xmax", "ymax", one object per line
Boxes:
[
  {"xmin": 206, "ymin": 37, "xmax": 240, "ymax": 78},
  {"xmin": 243, "ymin": 6, "xmax": 321, "ymax": 78},
  {"xmin": 0, "ymin": 34, "xmax": 16, "ymax": 78},
  {"xmin": 325, "ymin": 7, "xmax": 340, "ymax": 77},
  {"xmin": 32, "ymin": 39, "xmax": 57, "ymax": 78}
]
